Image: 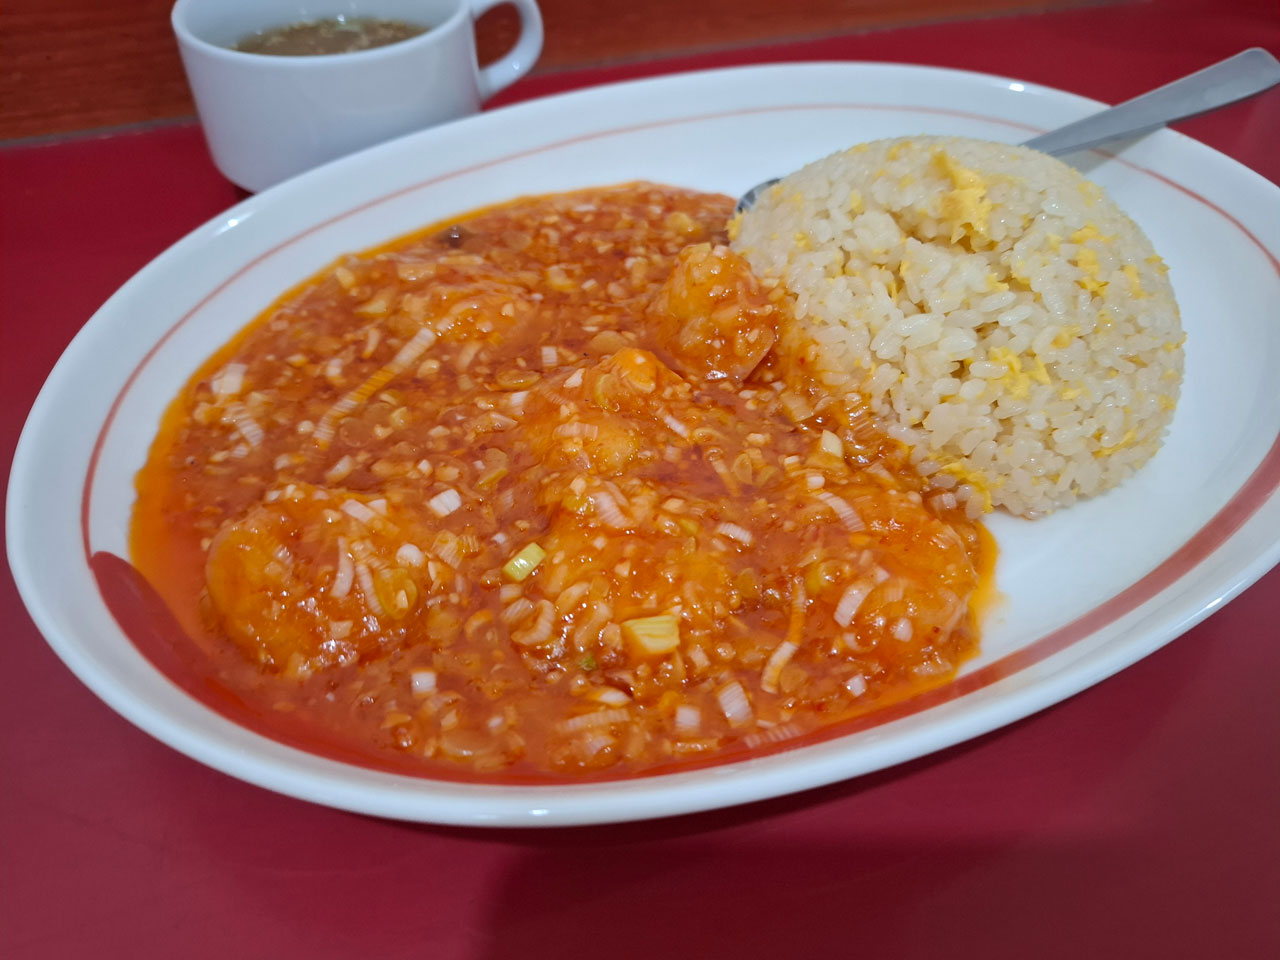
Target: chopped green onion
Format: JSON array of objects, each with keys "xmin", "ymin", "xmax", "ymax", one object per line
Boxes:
[
  {"xmin": 502, "ymin": 542, "xmax": 546, "ymax": 582},
  {"xmin": 622, "ymin": 614, "xmax": 680, "ymax": 656}
]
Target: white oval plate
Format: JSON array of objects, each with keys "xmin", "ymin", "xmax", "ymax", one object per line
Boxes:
[{"xmin": 8, "ymin": 62, "xmax": 1280, "ymax": 826}]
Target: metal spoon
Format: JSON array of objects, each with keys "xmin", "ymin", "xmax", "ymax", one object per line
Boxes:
[{"xmin": 735, "ymin": 47, "xmax": 1280, "ymax": 214}]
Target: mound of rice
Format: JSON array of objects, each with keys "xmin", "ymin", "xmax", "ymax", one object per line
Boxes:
[{"xmin": 731, "ymin": 136, "xmax": 1184, "ymax": 518}]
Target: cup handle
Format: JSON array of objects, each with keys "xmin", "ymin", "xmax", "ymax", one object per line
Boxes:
[{"xmin": 469, "ymin": 0, "xmax": 544, "ymax": 101}]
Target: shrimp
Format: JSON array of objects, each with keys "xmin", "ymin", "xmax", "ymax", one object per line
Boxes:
[
  {"xmin": 205, "ymin": 483, "xmax": 434, "ymax": 673},
  {"xmin": 646, "ymin": 243, "xmax": 780, "ymax": 384}
]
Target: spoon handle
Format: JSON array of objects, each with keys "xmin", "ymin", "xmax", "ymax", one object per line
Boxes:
[{"xmin": 1023, "ymin": 47, "xmax": 1280, "ymax": 156}]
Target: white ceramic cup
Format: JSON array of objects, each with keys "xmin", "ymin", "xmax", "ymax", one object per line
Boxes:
[{"xmin": 172, "ymin": 0, "xmax": 543, "ymax": 192}]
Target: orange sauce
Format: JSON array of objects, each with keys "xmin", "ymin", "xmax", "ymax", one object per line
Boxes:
[{"xmin": 129, "ymin": 183, "xmax": 993, "ymax": 781}]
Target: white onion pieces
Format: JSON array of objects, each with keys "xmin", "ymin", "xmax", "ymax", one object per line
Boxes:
[
  {"xmin": 331, "ymin": 537, "xmax": 354, "ymax": 598},
  {"xmin": 396, "ymin": 543, "xmax": 426, "ymax": 567},
  {"xmin": 662, "ymin": 412, "xmax": 690, "ymax": 438},
  {"xmin": 512, "ymin": 599, "xmax": 554, "ymax": 646},
  {"xmin": 314, "ymin": 326, "xmax": 437, "ymax": 446},
  {"xmin": 575, "ymin": 731, "xmax": 615, "ymax": 758},
  {"xmin": 558, "ymin": 707, "xmax": 631, "ymax": 732},
  {"xmin": 760, "ymin": 639, "xmax": 798, "ymax": 694},
  {"xmin": 224, "ymin": 402, "xmax": 265, "ymax": 448},
  {"xmin": 716, "ymin": 680, "xmax": 753, "ymax": 727},
  {"xmin": 211, "ymin": 363, "xmax": 246, "ymax": 398},
  {"xmin": 834, "ymin": 582, "xmax": 873, "ymax": 627},
  {"xmin": 591, "ymin": 490, "xmax": 629, "ymax": 529},
  {"xmin": 674, "ymin": 704, "xmax": 701, "ymax": 734},
  {"xmin": 715, "ymin": 522, "xmax": 754, "ymax": 546},
  {"xmin": 354, "ymin": 561, "xmax": 384, "ymax": 616},
  {"xmin": 744, "ymin": 721, "xmax": 804, "ymax": 750},
  {"xmin": 341, "ymin": 499, "xmax": 378, "ymax": 525},
  {"xmin": 815, "ymin": 491, "xmax": 864, "ymax": 530},
  {"xmin": 555, "ymin": 422, "xmax": 600, "ymax": 439},
  {"xmin": 411, "ymin": 669, "xmax": 437, "ymax": 696},
  {"xmin": 325, "ymin": 455, "xmax": 355, "ymax": 483},
  {"xmin": 585, "ymin": 687, "xmax": 631, "ymax": 706},
  {"xmin": 428, "ymin": 488, "xmax": 462, "ymax": 517},
  {"xmin": 819, "ymin": 429, "xmax": 843, "ymax": 457},
  {"xmin": 392, "ymin": 327, "xmax": 439, "ymax": 368},
  {"xmin": 502, "ymin": 596, "xmax": 535, "ymax": 625}
]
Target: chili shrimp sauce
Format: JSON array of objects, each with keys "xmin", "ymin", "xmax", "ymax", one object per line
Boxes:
[{"xmin": 131, "ymin": 183, "xmax": 993, "ymax": 781}]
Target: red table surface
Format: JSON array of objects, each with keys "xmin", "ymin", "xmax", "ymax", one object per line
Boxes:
[{"xmin": 3, "ymin": 0, "xmax": 1279, "ymax": 956}]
